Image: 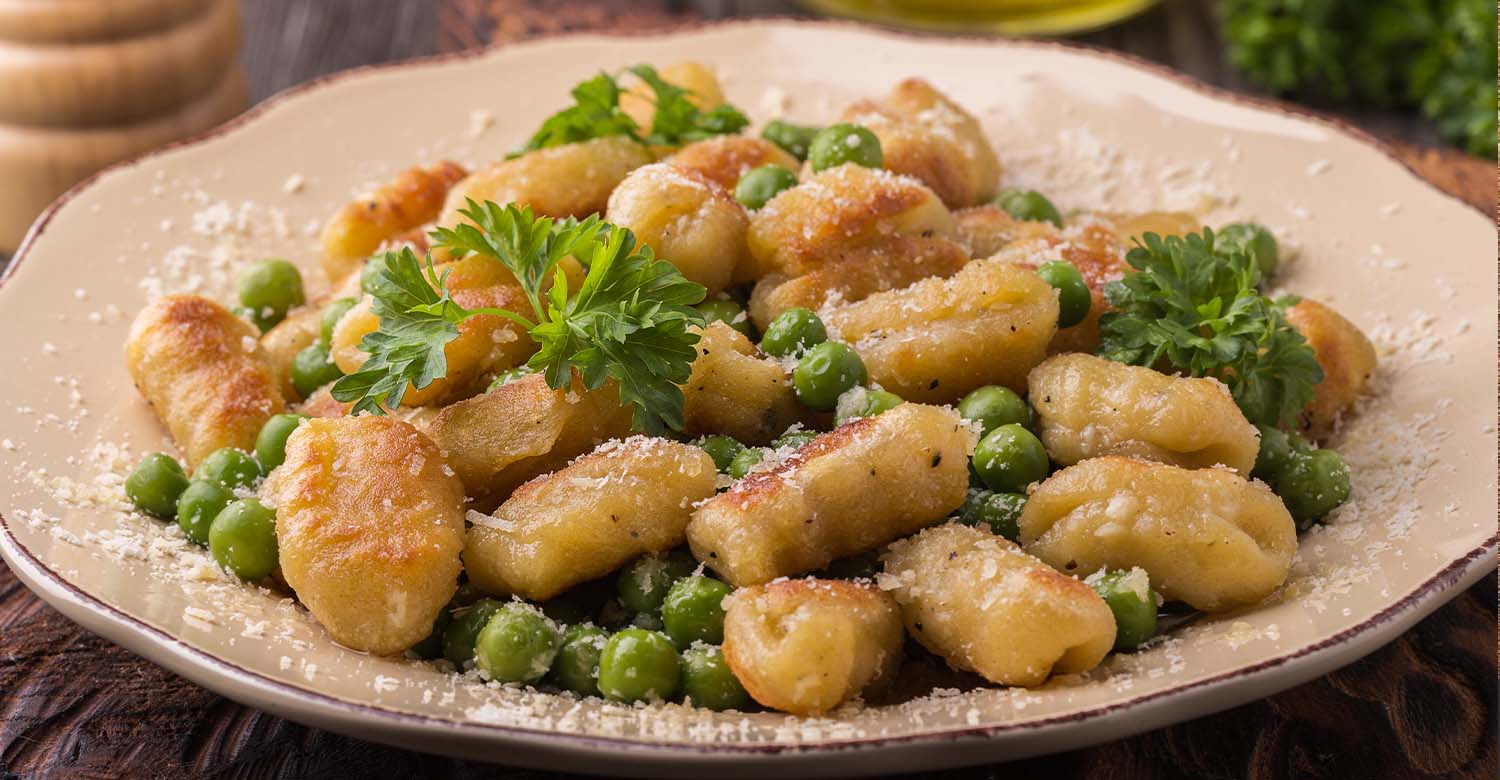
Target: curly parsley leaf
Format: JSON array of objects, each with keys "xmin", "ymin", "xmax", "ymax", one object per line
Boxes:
[
  {"xmin": 1098, "ymin": 229, "xmax": 1323, "ymax": 428},
  {"xmin": 332, "ymin": 201, "xmax": 707, "ymax": 434},
  {"xmin": 510, "ymin": 65, "xmax": 747, "ymax": 157}
]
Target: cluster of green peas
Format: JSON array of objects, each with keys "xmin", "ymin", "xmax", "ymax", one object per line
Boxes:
[
  {"xmin": 123, "ymin": 411, "xmax": 307, "ymax": 582},
  {"xmin": 233, "ymin": 256, "xmax": 353, "ymax": 397},
  {"xmin": 415, "ymin": 553, "xmax": 747, "ymax": 709}
]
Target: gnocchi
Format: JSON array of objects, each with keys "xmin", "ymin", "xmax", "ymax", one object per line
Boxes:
[
  {"xmin": 441, "ymin": 135, "xmax": 654, "ymax": 226},
  {"xmin": 319, "ymin": 160, "xmax": 468, "ymax": 284},
  {"xmin": 682, "ymin": 322, "xmax": 806, "ymax": 446},
  {"xmin": 1284, "ymin": 298, "xmax": 1378, "ymax": 438},
  {"xmin": 606, "ymin": 162, "xmax": 749, "ymax": 295}
]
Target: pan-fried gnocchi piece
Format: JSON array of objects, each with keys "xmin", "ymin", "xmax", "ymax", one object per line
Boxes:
[
  {"xmin": 682, "ymin": 322, "xmax": 804, "ymax": 446},
  {"xmin": 1019, "ymin": 457, "xmax": 1297, "ymax": 612},
  {"xmin": 293, "ymin": 386, "xmax": 441, "ymax": 431},
  {"xmin": 621, "ymin": 61, "xmax": 724, "ymax": 129},
  {"xmin": 687, "ymin": 403, "xmax": 975, "ymax": 586},
  {"xmin": 840, "ymin": 78, "xmax": 1001, "ymax": 208},
  {"xmin": 330, "ymin": 256, "xmax": 534, "ymax": 407},
  {"xmin": 878, "ymin": 524, "xmax": 1116, "ymax": 686},
  {"xmin": 746, "ymin": 235, "xmax": 969, "ymax": 330},
  {"xmin": 722, "ymin": 578, "xmax": 903, "ymax": 715},
  {"xmin": 825, "ymin": 257, "xmax": 1058, "ymax": 402},
  {"xmin": 319, "ymin": 160, "xmax": 467, "ymax": 284},
  {"xmin": 955, "ymin": 204, "xmax": 1059, "ymax": 258},
  {"xmin": 259, "ymin": 305, "xmax": 322, "ymax": 401},
  {"xmin": 426, "ymin": 373, "xmax": 634, "ymax": 508},
  {"xmin": 263, "ymin": 416, "xmax": 466, "ymax": 656},
  {"xmin": 1028, "ymin": 353, "xmax": 1260, "ymax": 474},
  {"xmin": 463, "ymin": 437, "xmax": 717, "ymax": 601},
  {"xmin": 605, "ymin": 163, "xmax": 748, "ymax": 295},
  {"xmin": 1284, "ymin": 299, "xmax": 1377, "ymax": 438},
  {"xmin": 666, "ymin": 135, "xmax": 801, "ymax": 191},
  {"xmin": 746, "ymin": 164, "xmax": 956, "ymax": 278},
  {"xmin": 440, "ymin": 136, "xmax": 654, "ymax": 226},
  {"xmin": 125, "ymin": 295, "xmax": 285, "ymax": 467}
]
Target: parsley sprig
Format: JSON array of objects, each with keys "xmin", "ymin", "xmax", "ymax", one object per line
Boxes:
[
  {"xmin": 512, "ymin": 64, "xmax": 748, "ymax": 157},
  {"xmin": 330, "ymin": 201, "xmax": 707, "ymax": 434},
  {"xmin": 1098, "ymin": 229, "xmax": 1324, "ymax": 428}
]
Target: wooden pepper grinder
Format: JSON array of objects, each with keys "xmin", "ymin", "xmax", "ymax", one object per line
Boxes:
[{"xmin": 0, "ymin": 0, "xmax": 247, "ymax": 251}]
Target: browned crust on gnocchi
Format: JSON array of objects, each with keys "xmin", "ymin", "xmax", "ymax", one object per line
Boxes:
[
  {"xmin": 319, "ymin": 160, "xmax": 467, "ymax": 284},
  {"xmin": 666, "ymin": 135, "xmax": 800, "ymax": 191},
  {"xmin": 1285, "ymin": 299, "xmax": 1378, "ymax": 439}
]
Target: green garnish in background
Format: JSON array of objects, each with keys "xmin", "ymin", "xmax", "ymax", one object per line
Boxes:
[{"xmin": 1220, "ymin": 0, "xmax": 1497, "ymax": 157}]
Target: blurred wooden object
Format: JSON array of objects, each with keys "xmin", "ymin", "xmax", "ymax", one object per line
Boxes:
[{"xmin": 0, "ymin": 0, "xmax": 246, "ymax": 251}]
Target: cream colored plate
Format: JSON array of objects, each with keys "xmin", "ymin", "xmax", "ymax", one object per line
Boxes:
[{"xmin": 0, "ymin": 21, "xmax": 1493, "ymax": 778}]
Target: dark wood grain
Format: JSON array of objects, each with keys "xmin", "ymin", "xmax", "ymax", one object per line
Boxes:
[{"xmin": 1, "ymin": 1, "xmax": 1495, "ymax": 778}]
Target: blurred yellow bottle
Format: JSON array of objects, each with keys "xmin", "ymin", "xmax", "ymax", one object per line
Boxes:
[{"xmin": 797, "ymin": 0, "xmax": 1158, "ymax": 35}]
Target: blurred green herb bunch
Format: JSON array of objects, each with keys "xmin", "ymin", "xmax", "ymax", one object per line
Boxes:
[{"xmin": 1220, "ymin": 0, "xmax": 1497, "ymax": 157}]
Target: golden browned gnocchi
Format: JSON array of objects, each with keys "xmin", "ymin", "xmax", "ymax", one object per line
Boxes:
[
  {"xmin": 1028, "ymin": 353, "xmax": 1261, "ymax": 473},
  {"xmin": 746, "ymin": 235, "xmax": 969, "ymax": 330},
  {"xmin": 425, "ymin": 373, "xmax": 634, "ymax": 507},
  {"xmin": 440, "ymin": 135, "xmax": 654, "ymax": 226},
  {"xmin": 1019, "ymin": 457, "xmax": 1298, "ymax": 612},
  {"xmin": 879, "ymin": 523, "xmax": 1117, "ymax": 686},
  {"xmin": 258, "ymin": 305, "xmax": 322, "ymax": 402},
  {"xmin": 824, "ymin": 257, "xmax": 1058, "ymax": 402},
  {"xmin": 666, "ymin": 135, "xmax": 801, "ymax": 191},
  {"xmin": 125, "ymin": 294, "xmax": 285, "ymax": 466},
  {"xmin": 687, "ymin": 403, "xmax": 974, "ymax": 586},
  {"xmin": 681, "ymin": 322, "xmax": 805, "ymax": 446},
  {"xmin": 263, "ymin": 416, "xmax": 466, "ymax": 655},
  {"xmin": 605, "ymin": 162, "xmax": 749, "ymax": 295},
  {"xmin": 722, "ymin": 578, "xmax": 903, "ymax": 715},
  {"xmin": 840, "ymin": 78, "xmax": 1001, "ymax": 208},
  {"xmin": 463, "ymin": 437, "xmax": 717, "ymax": 600},
  {"xmin": 1284, "ymin": 298, "xmax": 1377, "ymax": 438},
  {"xmin": 620, "ymin": 61, "xmax": 725, "ymax": 130},
  {"xmin": 955, "ymin": 204, "xmax": 1059, "ymax": 258},
  {"xmin": 745, "ymin": 164, "xmax": 957, "ymax": 278},
  {"xmin": 319, "ymin": 160, "xmax": 467, "ymax": 284}
]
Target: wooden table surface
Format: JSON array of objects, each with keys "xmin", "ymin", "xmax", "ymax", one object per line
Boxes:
[{"xmin": 1, "ymin": 1, "xmax": 1494, "ymax": 778}]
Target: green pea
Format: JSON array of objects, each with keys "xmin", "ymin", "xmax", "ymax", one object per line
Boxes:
[
  {"xmin": 1036, "ymin": 261, "xmax": 1091, "ymax": 328},
  {"xmin": 175, "ymin": 480, "xmax": 231, "ymax": 545},
  {"xmin": 208, "ymin": 498, "xmax": 278, "ymax": 581},
  {"xmin": 237, "ymin": 259, "xmax": 305, "ymax": 331},
  {"xmin": 1279, "ymin": 448, "xmax": 1351, "ymax": 523},
  {"xmin": 597, "ymin": 628, "xmax": 681, "ymax": 703},
  {"xmin": 760, "ymin": 307, "xmax": 828, "ymax": 358},
  {"xmin": 1090, "ymin": 568, "xmax": 1159, "ymax": 651},
  {"xmin": 972, "ymin": 423, "xmax": 1049, "ymax": 493},
  {"xmin": 443, "ymin": 598, "xmax": 505, "ymax": 667},
  {"xmin": 808, "ymin": 123, "xmax": 883, "ymax": 172},
  {"xmin": 194, "ymin": 447, "xmax": 261, "ymax": 490},
  {"xmin": 957, "ymin": 386, "xmax": 1032, "ymax": 436},
  {"xmin": 254, "ymin": 413, "xmax": 306, "ymax": 471},
  {"xmin": 696, "ymin": 435, "xmax": 746, "ymax": 473},
  {"xmin": 474, "ymin": 602, "xmax": 562, "ymax": 683},
  {"xmin": 958, "ymin": 489, "xmax": 1026, "ymax": 541},
  {"xmin": 1251, "ymin": 424, "xmax": 1297, "ymax": 484},
  {"xmin": 617, "ymin": 551, "xmax": 697, "ymax": 614},
  {"xmin": 680, "ymin": 644, "xmax": 749, "ymax": 711},
  {"xmin": 734, "ymin": 164, "xmax": 798, "ymax": 210},
  {"xmin": 661, "ymin": 576, "xmax": 732, "ymax": 648},
  {"xmin": 833, "ymin": 387, "xmax": 903, "ymax": 426},
  {"xmin": 992, "ymin": 188, "xmax": 1063, "ymax": 227},
  {"xmin": 793, "ymin": 341, "xmax": 867, "ymax": 411},
  {"xmin": 772, "ymin": 429, "xmax": 818, "ymax": 450},
  {"xmin": 409, "ymin": 606, "xmax": 453, "ymax": 660},
  {"xmin": 549, "ymin": 624, "xmax": 609, "ymax": 696},
  {"xmin": 696, "ymin": 299, "xmax": 754, "ymax": 339},
  {"xmin": 291, "ymin": 343, "xmax": 344, "ymax": 398},
  {"xmin": 319, "ymin": 297, "xmax": 358, "ymax": 345},
  {"xmin": 728, "ymin": 447, "xmax": 767, "ymax": 479},
  {"xmin": 487, "ymin": 365, "xmax": 536, "ymax": 392},
  {"xmin": 1217, "ymin": 222, "xmax": 1279, "ymax": 276},
  {"xmin": 124, "ymin": 453, "xmax": 189, "ymax": 519},
  {"xmin": 761, "ymin": 119, "xmax": 820, "ymax": 161}
]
